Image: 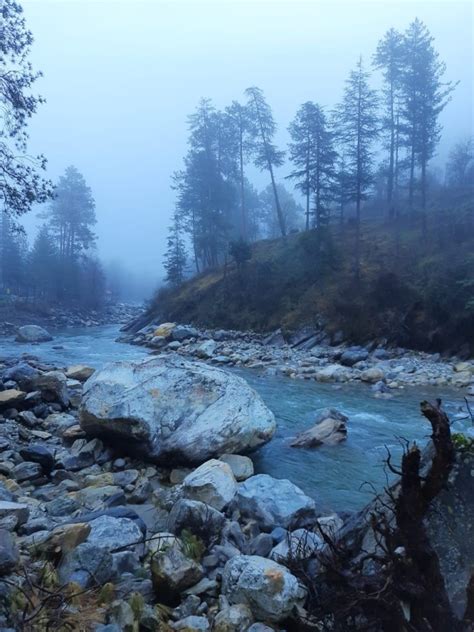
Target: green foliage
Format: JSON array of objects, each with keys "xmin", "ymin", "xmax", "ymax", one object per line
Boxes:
[
  {"xmin": 180, "ymin": 529, "xmax": 206, "ymax": 561},
  {"xmin": 452, "ymin": 433, "xmax": 474, "ymax": 453}
]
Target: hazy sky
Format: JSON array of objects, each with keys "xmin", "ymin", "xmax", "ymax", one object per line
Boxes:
[{"xmin": 20, "ymin": 0, "xmax": 473, "ymax": 291}]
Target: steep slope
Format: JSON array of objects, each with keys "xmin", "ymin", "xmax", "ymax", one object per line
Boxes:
[{"xmin": 151, "ymin": 219, "xmax": 474, "ymax": 355}]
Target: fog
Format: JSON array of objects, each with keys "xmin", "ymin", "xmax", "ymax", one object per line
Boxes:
[{"xmin": 21, "ymin": 0, "xmax": 473, "ymax": 298}]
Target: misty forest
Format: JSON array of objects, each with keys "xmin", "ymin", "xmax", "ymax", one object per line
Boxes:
[{"xmin": 0, "ymin": 1, "xmax": 473, "ymax": 631}]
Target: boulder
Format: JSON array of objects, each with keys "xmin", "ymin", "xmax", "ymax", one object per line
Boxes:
[
  {"xmin": 15, "ymin": 325, "xmax": 53, "ymax": 343},
  {"xmin": 0, "ymin": 529, "xmax": 19, "ymax": 575},
  {"xmin": 171, "ymin": 616, "xmax": 210, "ymax": 631},
  {"xmin": 183, "ymin": 459, "xmax": 237, "ymax": 511},
  {"xmin": 0, "ymin": 389, "xmax": 26, "ymax": 410},
  {"xmin": 58, "ymin": 542, "xmax": 113, "ymax": 588},
  {"xmin": 340, "ymin": 346, "xmax": 369, "ymax": 367},
  {"xmin": 151, "ymin": 542, "xmax": 204, "ymax": 605},
  {"xmin": 360, "ymin": 367, "xmax": 385, "ymax": 384},
  {"xmin": 153, "ymin": 322, "xmax": 176, "ymax": 338},
  {"xmin": 32, "ymin": 371, "xmax": 69, "ymax": 407},
  {"xmin": 66, "ymin": 365, "xmax": 95, "ymax": 382},
  {"xmin": 2, "ymin": 362, "xmax": 39, "ymax": 389},
  {"xmin": 19, "ymin": 444, "xmax": 55, "ymax": 472},
  {"xmin": 167, "ymin": 499, "xmax": 226, "ymax": 540},
  {"xmin": 86, "ymin": 515, "xmax": 143, "ymax": 552},
  {"xmin": 213, "ymin": 604, "xmax": 253, "ymax": 632},
  {"xmin": 222, "ymin": 555, "xmax": 306, "ymax": 622},
  {"xmin": 172, "ymin": 325, "xmax": 199, "ymax": 342},
  {"xmin": 219, "ymin": 454, "xmax": 254, "ymax": 481},
  {"xmin": 234, "ymin": 474, "xmax": 318, "ymax": 530},
  {"xmin": 270, "ymin": 528, "xmax": 323, "ymax": 563},
  {"xmin": 315, "ymin": 364, "xmax": 349, "ymax": 383},
  {"xmin": 196, "ymin": 340, "xmax": 217, "ymax": 359},
  {"xmin": 0, "ymin": 501, "xmax": 29, "ymax": 526},
  {"xmin": 79, "ymin": 355, "xmax": 276, "ymax": 464},
  {"xmin": 290, "ymin": 416, "xmax": 347, "ymax": 448}
]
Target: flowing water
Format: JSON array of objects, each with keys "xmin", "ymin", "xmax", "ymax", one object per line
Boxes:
[{"xmin": 0, "ymin": 325, "xmax": 467, "ymax": 512}]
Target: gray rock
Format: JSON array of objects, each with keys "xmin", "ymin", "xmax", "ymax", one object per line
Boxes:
[
  {"xmin": 15, "ymin": 325, "xmax": 53, "ymax": 343},
  {"xmin": 222, "ymin": 555, "xmax": 306, "ymax": 622},
  {"xmin": 213, "ymin": 604, "xmax": 253, "ymax": 632},
  {"xmin": 195, "ymin": 340, "xmax": 217, "ymax": 359},
  {"xmin": 151, "ymin": 542, "xmax": 204, "ymax": 605},
  {"xmin": 235, "ymin": 474, "xmax": 318, "ymax": 530},
  {"xmin": 219, "ymin": 454, "xmax": 254, "ymax": 481},
  {"xmin": 183, "ymin": 459, "xmax": 237, "ymax": 511},
  {"xmin": 58, "ymin": 542, "xmax": 113, "ymax": 587},
  {"xmin": 12, "ymin": 461, "xmax": 43, "ymax": 482},
  {"xmin": 172, "ymin": 325, "xmax": 199, "ymax": 342},
  {"xmin": 79, "ymin": 355, "xmax": 275, "ymax": 464},
  {"xmin": 0, "ymin": 501, "xmax": 29, "ymax": 526},
  {"xmin": 2, "ymin": 362, "xmax": 39, "ymax": 389},
  {"xmin": 290, "ymin": 416, "xmax": 347, "ymax": 448},
  {"xmin": 167, "ymin": 499, "xmax": 225, "ymax": 541},
  {"xmin": 19, "ymin": 444, "xmax": 55, "ymax": 472},
  {"xmin": 0, "ymin": 529, "xmax": 18, "ymax": 575},
  {"xmin": 32, "ymin": 371, "xmax": 69, "ymax": 407},
  {"xmin": 270, "ymin": 528, "xmax": 323, "ymax": 563},
  {"xmin": 171, "ymin": 616, "xmax": 210, "ymax": 631},
  {"xmin": 340, "ymin": 347, "xmax": 369, "ymax": 367},
  {"xmin": 86, "ymin": 515, "xmax": 143, "ymax": 552},
  {"xmin": 46, "ymin": 495, "xmax": 81, "ymax": 517}
]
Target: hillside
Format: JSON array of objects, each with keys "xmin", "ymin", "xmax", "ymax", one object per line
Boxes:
[{"xmin": 151, "ymin": 216, "xmax": 474, "ymax": 355}]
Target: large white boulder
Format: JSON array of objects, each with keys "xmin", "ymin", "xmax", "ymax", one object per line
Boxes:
[
  {"xmin": 234, "ymin": 474, "xmax": 318, "ymax": 530},
  {"xmin": 222, "ymin": 555, "xmax": 306, "ymax": 622},
  {"xmin": 79, "ymin": 355, "xmax": 275, "ymax": 464}
]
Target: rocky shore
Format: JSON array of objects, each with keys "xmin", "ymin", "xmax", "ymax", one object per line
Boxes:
[
  {"xmin": 119, "ymin": 321, "xmax": 474, "ymax": 394},
  {"xmin": 0, "ymin": 302, "xmax": 142, "ymax": 336},
  {"xmin": 0, "ymin": 346, "xmax": 472, "ymax": 629}
]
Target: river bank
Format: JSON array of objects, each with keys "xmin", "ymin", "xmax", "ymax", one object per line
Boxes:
[
  {"xmin": 0, "ymin": 349, "xmax": 472, "ymax": 630},
  {"xmin": 119, "ymin": 320, "xmax": 474, "ymax": 393},
  {"xmin": 0, "ymin": 300, "xmax": 142, "ymax": 336}
]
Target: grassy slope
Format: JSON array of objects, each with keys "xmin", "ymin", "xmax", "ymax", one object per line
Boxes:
[{"xmin": 154, "ymin": 218, "xmax": 474, "ymax": 354}]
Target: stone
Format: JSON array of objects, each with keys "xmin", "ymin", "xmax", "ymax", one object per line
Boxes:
[
  {"xmin": 167, "ymin": 499, "xmax": 226, "ymax": 540},
  {"xmin": 43, "ymin": 523, "xmax": 91, "ymax": 554},
  {"xmin": 15, "ymin": 325, "xmax": 53, "ymax": 343},
  {"xmin": 183, "ymin": 459, "xmax": 237, "ymax": 511},
  {"xmin": 219, "ymin": 454, "xmax": 254, "ymax": 481},
  {"xmin": 340, "ymin": 347, "xmax": 369, "ymax": 366},
  {"xmin": 290, "ymin": 417, "xmax": 347, "ymax": 448},
  {"xmin": 213, "ymin": 604, "xmax": 253, "ymax": 632},
  {"xmin": 0, "ymin": 501, "xmax": 29, "ymax": 526},
  {"xmin": 2, "ymin": 362, "xmax": 39, "ymax": 389},
  {"xmin": 12, "ymin": 461, "xmax": 42, "ymax": 482},
  {"xmin": 153, "ymin": 322, "xmax": 176, "ymax": 338},
  {"xmin": 222, "ymin": 555, "xmax": 306, "ymax": 622},
  {"xmin": 66, "ymin": 365, "xmax": 95, "ymax": 381},
  {"xmin": 360, "ymin": 367, "xmax": 385, "ymax": 383},
  {"xmin": 19, "ymin": 444, "xmax": 55, "ymax": 472},
  {"xmin": 0, "ymin": 389, "xmax": 26, "ymax": 410},
  {"xmin": 172, "ymin": 325, "xmax": 199, "ymax": 342},
  {"xmin": 37, "ymin": 371, "xmax": 70, "ymax": 407},
  {"xmin": 315, "ymin": 364, "xmax": 349, "ymax": 383},
  {"xmin": 151, "ymin": 542, "xmax": 204, "ymax": 605},
  {"xmin": 79, "ymin": 355, "xmax": 275, "ymax": 464},
  {"xmin": 0, "ymin": 529, "xmax": 18, "ymax": 575},
  {"xmin": 58, "ymin": 542, "xmax": 113, "ymax": 588},
  {"xmin": 108, "ymin": 600, "xmax": 135, "ymax": 631},
  {"xmin": 196, "ymin": 340, "xmax": 217, "ymax": 359},
  {"xmin": 270, "ymin": 528, "xmax": 323, "ymax": 563},
  {"xmin": 171, "ymin": 616, "xmax": 210, "ymax": 631},
  {"xmin": 86, "ymin": 515, "xmax": 143, "ymax": 552},
  {"xmin": 45, "ymin": 495, "xmax": 81, "ymax": 517},
  {"xmin": 234, "ymin": 474, "xmax": 318, "ymax": 530}
]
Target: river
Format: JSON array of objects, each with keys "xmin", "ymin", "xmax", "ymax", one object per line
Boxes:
[{"xmin": 0, "ymin": 325, "xmax": 468, "ymax": 512}]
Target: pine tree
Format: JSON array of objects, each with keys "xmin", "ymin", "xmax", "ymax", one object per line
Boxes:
[
  {"xmin": 164, "ymin": 211, "xmax": 187, "ymax": 287},
  {"xmin": 1, "ymin": 0, "xmax": 52, "ymax": 217},
  {"xmin": 225, "ymin": 101, "xmax": 257, "ymax": 239},
  {"xmin": 245, "ymin": 87, "xmax": 286, "ymax": 237},
  {"xmin": 373, "ymin": 28, "xmax": 404, "ymax": 216},
  {"xmin": 288, "ymin": 102, "xmax": 336, "ymax": 233},
  {"xmin": 28, "ymin": 225, "xmax": 58, "ymax": 299},
  {"xmin": 334, "ymin": 57, "xmax": 379, "ymax": 278},
  {"xmin": 401, "ymin": 19, "xmax": 457, "ymax": 215}
]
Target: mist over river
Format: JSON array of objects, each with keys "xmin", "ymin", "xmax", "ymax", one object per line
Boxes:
[{"xmin": 0, "ymin": 325, "xmax": 467, "ymax": 512}]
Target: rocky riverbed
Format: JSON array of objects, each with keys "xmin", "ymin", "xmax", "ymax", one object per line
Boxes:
[
  {"xmin": 0, "ymin": 342, "xmax": 472, "ymax": 630},
  {"xmin": 119, "ymin": 321, "xmax": 474, "ymax": 393}
]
